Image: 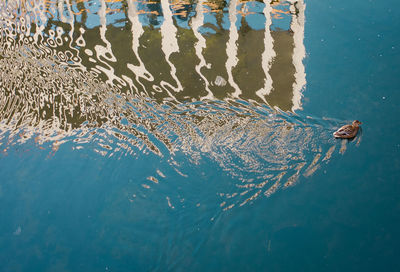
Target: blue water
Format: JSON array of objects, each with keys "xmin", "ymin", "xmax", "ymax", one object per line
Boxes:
[{"xmin": 1, "ymin": 0, "xmax": 400, "ymax": 271}]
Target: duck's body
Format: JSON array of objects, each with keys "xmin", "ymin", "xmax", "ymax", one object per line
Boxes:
[{"xmin": 333, "ymin": 120, "xmax": 361, "ymax": 139}]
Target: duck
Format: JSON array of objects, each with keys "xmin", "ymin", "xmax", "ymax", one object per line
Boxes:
[{"xmin": 333, "ymin": 120, "xmax": 362, "ymax": 139}]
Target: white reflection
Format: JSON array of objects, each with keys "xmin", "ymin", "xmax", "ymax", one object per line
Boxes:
[
  {"xmin": 127, "ymin": 0, "xmax": 154, "ymax": 95},
  {"xmin": 192, "ymin": 0, "xmax": 214, "ymax": 100},
  {"xmin": 94, "ymin": 0, "xmax": 124, "ymax": 87},
  {"xmin": 32, "ymin": 0, "xmax": 48, "ymax": 44},
  {"xmin": 289, "ymin": 0, "xmax": 306, "ymax": 111},
  {"xmin": 225, "ymin": 0, "xmax": 242, "ymax": 98},
  {"xmin": 256, "ymin": 0, "xmax": 275, "ymax": 102},
  {"xmin": 58, "ymin": 0, "xmax": 73, "ymax": 24},
  {"xmin": 160, "ymin": 0, "xmax": 183, "ymax": 94}
]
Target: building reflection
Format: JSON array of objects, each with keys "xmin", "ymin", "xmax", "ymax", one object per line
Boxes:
[
  {"xmin": 0, "ymin": 0, "xmax": 338, "ymax": 208},
  {"xmin": 5, "ymin": 0, "xmax": 305, "ymax": 110}
]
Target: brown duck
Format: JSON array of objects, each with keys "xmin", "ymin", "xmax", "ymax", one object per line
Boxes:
[{"xmin": 333, "ymin": 120, "xmax": 362, "ymax": 139}]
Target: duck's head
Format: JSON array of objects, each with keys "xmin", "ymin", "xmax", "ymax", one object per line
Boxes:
[{"xmin": 353, "ymin": 120, "xmax": 362, "ymax": 127}]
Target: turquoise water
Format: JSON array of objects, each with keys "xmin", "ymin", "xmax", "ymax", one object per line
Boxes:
[{"xmin": 1, "ymin": 0, "xmax": 399, "ymax": 271}]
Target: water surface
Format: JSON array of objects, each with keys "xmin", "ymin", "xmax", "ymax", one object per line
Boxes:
[{"xmin": 0, "ymin": 0, "xmax": 399, "ymax": 271}]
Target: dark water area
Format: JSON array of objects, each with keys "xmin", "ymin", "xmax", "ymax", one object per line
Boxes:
[{"xmin": 0, "ymin": 0, "xmax": 399, "ymax": 271}]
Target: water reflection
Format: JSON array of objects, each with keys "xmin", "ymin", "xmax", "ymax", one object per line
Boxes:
[{"xmin": 0, "ymin": 0, "xmax": 346, "ymax": 209}]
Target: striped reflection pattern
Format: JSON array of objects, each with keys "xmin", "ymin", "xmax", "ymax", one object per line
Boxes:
[{"xmin": 0, "ymin": 0, "xmax": 349, "ymax": 209}]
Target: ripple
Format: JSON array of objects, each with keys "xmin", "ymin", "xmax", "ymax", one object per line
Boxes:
[{"xmin": 0, "ymin": 0, "xmax": 359, "ymax": 210}]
